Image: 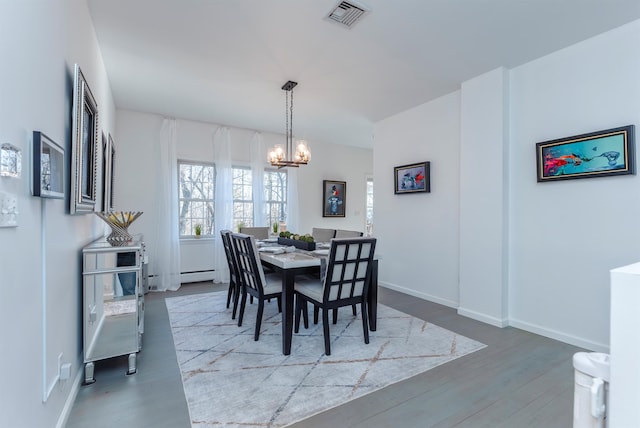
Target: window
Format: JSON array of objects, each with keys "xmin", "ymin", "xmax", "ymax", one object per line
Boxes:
[
  {"xmin": 178, "ymin": 161, "xmax": 215, "ymax": 237},
  {"xmin": 232, "ymin": 166, "xmax": 253, "ymax": 230},
  {"xmin": 264, "ymin": 169, "xmax": 287, "ymax": 228},
  {"xmin": 231, "ymin": 166, "xmax": 287, "ymax": 231},
  {"xmin": 365, "ymin": 177, "xmax": 373, "ymax": 236}
]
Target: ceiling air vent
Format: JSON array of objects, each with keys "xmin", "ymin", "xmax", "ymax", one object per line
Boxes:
[{"xmin": 326, "ymin": 1, "xmax": 369, "ymax": 28}]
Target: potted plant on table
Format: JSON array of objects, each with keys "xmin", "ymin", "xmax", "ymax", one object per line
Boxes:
[{"xmin": 277, "ymin": 231, "xmax": 316, "ymax": 251}]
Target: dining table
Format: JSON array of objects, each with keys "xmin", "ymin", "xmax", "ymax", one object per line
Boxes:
[{"xmin": 258, "ymin": 242, "xmax": 378, "ymax": 355}]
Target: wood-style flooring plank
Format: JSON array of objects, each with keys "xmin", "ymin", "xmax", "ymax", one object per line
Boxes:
[{"xmin": 67, "ymin": 284, "xmax": 583, "ymax": 428}]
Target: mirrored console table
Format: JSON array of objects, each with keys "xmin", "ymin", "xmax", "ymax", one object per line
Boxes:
[{"xmin": 82, "ymin": 235, "xmax": 146, "ymax": 384}]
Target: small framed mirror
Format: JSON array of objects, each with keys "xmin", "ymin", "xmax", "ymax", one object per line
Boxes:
[{"xmin": 32, "ymin": 131, "xmax": 65, "ymax": 199}]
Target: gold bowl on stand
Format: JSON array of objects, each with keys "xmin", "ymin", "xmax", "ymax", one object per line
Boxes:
[{"xmin": 95, "ymin": 211, "xmax": 143, "ymax": 246}]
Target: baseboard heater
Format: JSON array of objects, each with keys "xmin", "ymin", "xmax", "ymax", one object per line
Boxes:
[
  {"xmin": 147, "ymin": 269, "xmax": 215, "ymax": 290},
  {"xmin": 181, "ymin": 269, "xmax": 215, "ymax": 283}
]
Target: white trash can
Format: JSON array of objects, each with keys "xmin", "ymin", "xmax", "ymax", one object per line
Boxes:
[{"xmin": 573, "ymin": 352, "xmax": 610, "ymax": 428}]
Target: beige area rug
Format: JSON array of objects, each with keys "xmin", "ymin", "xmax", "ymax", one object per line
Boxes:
[{"xmin": 166, "ymin": 292, "xmax": 486, "ymax": 428}]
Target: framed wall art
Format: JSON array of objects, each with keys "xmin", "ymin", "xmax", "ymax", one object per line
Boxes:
[
  {"xmin": 32, "ymin": 131, "xmax": 65, "ymax": 198},
  {"xmin": 70, "ymin": 64, "xmax": 99, "ymax": 214},
  {"xmin": 536, "ymin": 125, "xmax": 635, "ymax": 182},
  {"xmin": 102, "ymin": 133, "xmax": 115, "ymax": 211},
  {"xmin": 394, "ymin": 161, "xmax": 430, "ymax": 194},
  {"xmin": 323, "ymin": 180, "xmax": 346, "ymax": 217},
  {"xmin": 0, "ymin": 143, "xmax": 22, "ymax": 178}
]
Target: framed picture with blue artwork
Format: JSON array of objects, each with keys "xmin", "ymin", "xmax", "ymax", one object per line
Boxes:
[
  {"xmin": 323, "ymin": 180, "xmax": 346, "ymax": 217},
  {"xmin": 394, "ymin": 161, "xmax": 430, "ymax": 194},
  {"xmin": 536, "ymin": 125, "xmax": 635, "ymax": 182}
]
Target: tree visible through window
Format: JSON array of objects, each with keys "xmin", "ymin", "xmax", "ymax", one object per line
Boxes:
[
  {"xmin": 232, "ymin": 167, "xmax": 253, "ymax": 231},
  {"xmin": 178, "ymin": 161, "xmax": 215, "ymax": 237},
  {"xmin": 231, "ymin": 167, "xmax": 287, "ymax": 231},
  {"xmin": 264, "ymin": 169, "xmax": 287, "ymax": 229}
]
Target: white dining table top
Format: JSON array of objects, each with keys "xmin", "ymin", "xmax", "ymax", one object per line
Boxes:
[{"xmin": 258, "ymin": 249, "xmax": 322, "ymax": 269}]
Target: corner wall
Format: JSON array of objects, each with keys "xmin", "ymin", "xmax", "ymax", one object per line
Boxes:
[
  {"xmin": 374, "ymin": 92, "xmax": 461, "ymax": 307},
  {"xmin": 373, "ymin": 19, "xmax": 640, "ymax": 351},
  {"xmin": 508, "ymin": 19, "xmax": 640, "ymax": 351},
  {"xmin": 0, "ymin": 1, "xmax": 116, "ymax": 427},
  {"xmin": 458, "ymin": 68, "xmax": 510, "ymax": 327}
]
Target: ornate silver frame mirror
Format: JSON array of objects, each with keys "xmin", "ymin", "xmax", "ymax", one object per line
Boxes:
[
  {"xmin": 70, "ymin": 64, "xmax": 99, "ymax": 214},
  {"xmin": 102, "ymin": 133, "xmax": 115, "ymax": 212}
]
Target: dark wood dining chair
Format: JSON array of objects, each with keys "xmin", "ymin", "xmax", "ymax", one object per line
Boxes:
[
  {"xmin": 220, "ymin": 229, "xmax": 242, "ymax": 319},
  {"xmin": 231, "ymin": 233, "xmax": 282, "ymax": 341},
  {"xmin": 294, "ymin": 237, "xmax": 377, "ymax": 355}
]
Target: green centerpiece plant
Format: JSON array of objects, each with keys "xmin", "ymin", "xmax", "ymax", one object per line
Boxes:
[{"xmin": 278, "ymin": 231, "xmax": 316, "ymax": 250}]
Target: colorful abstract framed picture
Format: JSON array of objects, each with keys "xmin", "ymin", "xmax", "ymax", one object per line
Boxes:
[
  {"xmin": 323, "ymin": 180, "xmax": 346, "ymax": 217},
  {"xmin": 394, "ymin": 161, "xmax": 430, "ymax": 194},
  {"xmin": 536, "ymin": 125, "xmax": 635, "ymax": 182}
]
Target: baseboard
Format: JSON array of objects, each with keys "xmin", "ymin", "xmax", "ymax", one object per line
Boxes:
[
  {"xmin": 180, "ymin": 270, "xmax": 215, "ymax": 283},
  {"xmin": 379, "ymin": 281, "xmax": 458, "ymax": 309},
  {"xmin": 457, "ymin": 307, "xmax": 509, "ymax": 328},
  {"xmin": 55, "ymin": 363, "xmax": 83, "ymax": 428},
  {"xmin": 509, "ymin": 318, "xmax": 609, "ymax": 353}
]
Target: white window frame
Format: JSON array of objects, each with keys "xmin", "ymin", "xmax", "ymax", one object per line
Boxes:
[
  {"xmin": 264, "ymin": 168, "xmax": 287, "ymax": 229},
  {"xmin": 178, "ymin": 160, "xmax": 215, "ymax": 238}
]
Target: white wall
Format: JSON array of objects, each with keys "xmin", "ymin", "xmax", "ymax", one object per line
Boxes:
[
  {"xmin": 0, "ymin": 1, "xmax": 115, "ymax": 427},
  {"xmin": 374, "ymin": 92, "xmax": 461, "ymax": 307},
  {"xmin": 373, "ymin": 19, "xmax": 640, "ymax": 351},
  {"xmin": 115, "ymin": 110, "xmax": 372, "ymax": 281},
  {"xmin": 459, "ymin": 68, "xmax": 510, "ymax": 327},
  {"xmin": 508, "ymin": 20, "xmax": 640, "ymax": 351}
]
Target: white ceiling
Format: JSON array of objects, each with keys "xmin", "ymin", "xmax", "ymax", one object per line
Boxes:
[{"xmin": 86, "ymin": 0, "xmax": 640, "ymax": 149}]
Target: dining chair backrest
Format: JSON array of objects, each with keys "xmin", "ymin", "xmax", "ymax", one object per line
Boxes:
[
  {"xmin": 312, "ymin": 227, "xmax": 336, "ymax": 242},
  {"xmin": 231, "ymin": 233, "xmax": 268, "ymax": 296},
  {"xmin": 220, "ymin": 230, "xmax": 239, "ymax": 281},
  {"xmin": 238, "ymin": 226, "xmax": 269, "ymax": 240},
  {"xmin": 322, "ymin": 237, "xmax": 376, "ymax": 303},
  {"xmin": 334, "ymin": 229, "xmax": 364, "ymax": 238}
]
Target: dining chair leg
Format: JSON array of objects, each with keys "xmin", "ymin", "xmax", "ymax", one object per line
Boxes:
[
  {"xmin": 294, "ymin": 297, "xmax": 309, "ymax": 333},
  {"xmin": 277, "ymin": 296, "xmax": 282, "ymax": 313},
  {"xmin": 322, "ymin": 308, "xmax": 331, "ymax": 355},
  {"xmin": 226, "ymin": 282, "xmax": 233, "ymax": 309},
  {"xmin": 361, "ymin": 301, "xmax": 370, "ymax": 344},
  {"xmin": 231, "ymin": 282, "xmax": 241, "ymax": 320},
  {"xmin": 237, "ymin": 291, "xmax": 247, "ymax": 327},
  {"xmin": 313, "ymin": 306, "xmax": 319, "ymax": 324},
  {"xmin": 294, "ymin": 297, "xmax": 301, "ymax": 333},
  {"xmin": 301, "ymin": 300, "xmax": 309, "ymax": 329},
  {"xmin": 352, "ymin": 304, "xmax": 357, "ymax": 316},
  {"xmin": 332, "ymin": 308, "xmax": 338, "ymax": 324},
  {"xmin": 254, "ymin": 301, "xmax": 264, "ymax": 341}
]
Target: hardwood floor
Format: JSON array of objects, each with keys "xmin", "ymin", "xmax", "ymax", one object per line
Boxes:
[{"xmin": 66, "ymin": 282, "xmax": 582, "ymax": 428}]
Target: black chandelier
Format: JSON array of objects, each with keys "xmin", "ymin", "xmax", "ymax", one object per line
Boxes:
[{"xmin": 268, "ymin": 81, "xmax": 310, "ymax": 168}]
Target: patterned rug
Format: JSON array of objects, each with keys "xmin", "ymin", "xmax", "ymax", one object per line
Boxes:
[{"xmin": 166, "ymin": 291, "xmax": 486, "ymax": 427}]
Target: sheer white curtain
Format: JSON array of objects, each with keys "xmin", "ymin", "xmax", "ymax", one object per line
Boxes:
[
  {"xmin": 286, "ymin": 167, "xmax": 299, "ymax": 232},
  {"xmin": 154, "ymin": 119, "xmax": 181, "ymax": 291},
  {"xmin": 250, "ymin": 132, "xmax": 266, "ymax": 227},
  {"xmin": 213, "ymin": 127, "xmax": 233, "ymax": 284}
]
